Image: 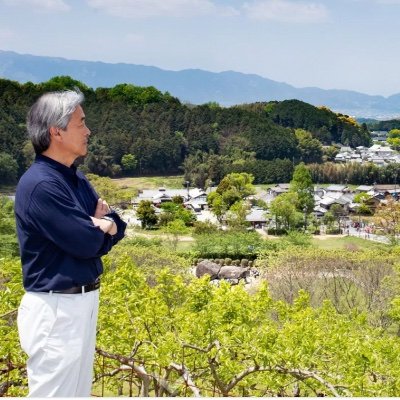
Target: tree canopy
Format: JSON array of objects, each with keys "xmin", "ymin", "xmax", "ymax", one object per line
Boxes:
[{"xmin": 0, "ymin": 77, "xmax": 373, "ymax": 186}]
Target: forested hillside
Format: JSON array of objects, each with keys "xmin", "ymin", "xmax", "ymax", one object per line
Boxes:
[
  {"xmin": 366, "ymin": 118, "xmax": 400, "ymax": 132},
  {"xmin": 0, "ymin": 76, "xmax": 371, "ymax": 186}
]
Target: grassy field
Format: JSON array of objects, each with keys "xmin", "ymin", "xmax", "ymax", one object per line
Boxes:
[
  {"xmin": 172, "ymin": 233, "xmax": 389, "ymax": 252},
  {"xmin": 127, "ymin": 226, "xmax": 388, "ymax": 253},
  {"xmin": 311, "ymin": 235, "xmax": 388, "ymax": 250},
  {"xmin": 112, "ymin": 175, "xmax": 185, "ymax": 190}
]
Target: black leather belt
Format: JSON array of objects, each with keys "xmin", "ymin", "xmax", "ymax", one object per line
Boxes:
[{"xmin": 49, "ymin": 280, "xmax": 100, "ymax": 294}]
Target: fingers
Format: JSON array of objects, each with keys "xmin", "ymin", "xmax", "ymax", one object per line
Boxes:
[
  {"xmin": 98, "ymin": 198, "xmax": 108, "ymax": 207},
  {"xmin": 97, "ymin": 198, "xmax": 111, "ymax": 214}
]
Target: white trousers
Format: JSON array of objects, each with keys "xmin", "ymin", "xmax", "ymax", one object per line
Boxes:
[{"xmin": 17, "ymin": 290, "xmax": 99, "ymax": 397}]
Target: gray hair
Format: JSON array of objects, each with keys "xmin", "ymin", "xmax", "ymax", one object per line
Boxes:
[{"xmin": 27, "ymin": 89, "xmax": 84, "ymax": 154}]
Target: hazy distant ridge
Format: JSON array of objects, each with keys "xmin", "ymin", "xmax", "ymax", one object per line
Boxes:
[{"xmin": 1, "ymin": 50, "xmax": 399, "ymax": 119}]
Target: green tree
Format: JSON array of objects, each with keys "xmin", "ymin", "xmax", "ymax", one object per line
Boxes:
[
  {"xmin": 269, "ymin": 100, "xmax": 371, "ymax": 147},
  {"xmin": 21, "ymin": 141, "xmax": 35, "ymax": 169},
  {"xmin": 330, "ymin": 204, "xmax": 346, "ymax": 232},
  {"xmin": 387, "ymin": 129, "xmax": 400, "ymax": 150},
  {"xmin": 225, "ymin": 200, "xmax": 251, "ymax": 230},
  {"xmin": 208, "ymin": 173, "xmax": 256, "ymax": 224},
  {"xmin": 269, "ymin": 192, "xmax": 301, "ymax": 231},
  {"xmin": 322, "ymin": 145, "xmax": 340, "ymax": 162},
  {"xmin": 40, "ymin": 75, "xmax": 90, "ymax": 92},
  {"xmin": 374, "ymin": 197, "xmax": 400, "ymax": 243},
  {"xmin": 108, "ymin": 83, "xmax": 166, "ymax": 105},
  {"xmin": 159, "ymin": 202, "xmax": 195, "ymax": 227},
  {"xmin": 121, "ymin": 154, "xmax": 138, "ymax": 174},
  {"xmin": 0, "ymin": 152, "xmax": 18, "ymax": 184},
  {"xmin": 217, "ymin": 173, "xmax": 255, "ymax": 201},
  {"xmin": 163, "ymin": 219, "xmax": 189, "ymax": 250},
  {"xmin": 322, "ymin": 211, "xmax": 335, "ymax": 230},
  {"xmin": 136, "ymin": 200, "xmax": 158, "ymax": 229},
  {"xmin": 0, "ymin": 196, "xmax": 19, "ymax": 257},
  {"xmin": 192, "ymin": 220, "xmax": 219, "ymax": 235},
  {"xmin": 353, "ymin": 192, "xmax": 373, "ymax": 215},
  {"xmin": 206, "ymin": 191, "xmax": 226, "ymax": 223},
  {"xmin": 295, "ymin": 129, "xmax": 323, "ymax": 164},
  {"xmin": 183, "ymin": 151, "xmax": 229, "ymax": 189},
  {"xmin": 172, "ymin": 195, "xmax": 184, "ymax": 205},
  {"xmin": 290, "ymin": 163, "xmax": 315, "ymax": 215},
  {"xmin": 83, "ymin": 139, "xmax": 121, "ymax": 177}
]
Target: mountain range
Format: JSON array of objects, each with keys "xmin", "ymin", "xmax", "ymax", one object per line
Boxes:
[{"xmin": 1, "ymin": 50, "xmax": 399, "ymax": 120}]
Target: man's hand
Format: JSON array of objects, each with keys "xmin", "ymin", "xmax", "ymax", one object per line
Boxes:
[
  {"xmin": 94, "ymin": 198, "xmax": 111, "ymax": 218},
  {"xmin": 91, "ymin": 216, "xmax": 117, "ymax": 235}
]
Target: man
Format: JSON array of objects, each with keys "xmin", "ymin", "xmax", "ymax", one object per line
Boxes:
[{"xmin": 14, "ymin": 89, "xmax": 127, "ymax": 397}]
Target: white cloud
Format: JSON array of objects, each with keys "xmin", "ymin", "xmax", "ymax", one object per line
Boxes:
[
  {"xmin": 86, "ymin": 0, "xmax": 238, "ymax": 18},
  {"xmin": 243, "ymin": 0, "xmax": 328, "ymax": 23},
  {"xmin": 2, "ymin": 0, "xmax": 69, "ymax": 12}
]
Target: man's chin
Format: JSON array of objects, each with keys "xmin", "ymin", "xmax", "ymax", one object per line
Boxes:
[{"xmin": 74, "ymin": 156, "xmax": 86, "ymax": 167}]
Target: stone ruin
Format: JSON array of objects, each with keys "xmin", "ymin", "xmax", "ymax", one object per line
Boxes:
[{"xmin": 194, "ymin": 259, "xmax": 260, "ymax": 286}]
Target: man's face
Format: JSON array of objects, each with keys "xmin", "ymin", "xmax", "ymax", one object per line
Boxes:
[{"xmin": 59, "ymin": 105, "xmax": 91, "ymax": 161}]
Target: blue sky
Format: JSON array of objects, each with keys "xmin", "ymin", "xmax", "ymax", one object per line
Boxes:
[{"xmin": 0, "ymin": 0, "xmax": 399, "ymax": 96}]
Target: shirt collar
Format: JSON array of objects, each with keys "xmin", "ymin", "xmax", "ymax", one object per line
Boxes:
[{"xmin": 35, "ymin": 154, "xmax": 78, "ymax": 184}]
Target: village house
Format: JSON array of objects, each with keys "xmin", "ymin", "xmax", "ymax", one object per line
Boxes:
[
  {"xmin": 354, "ymin": 185, "xmax": 374, "ymax": 194},
  {"xmin": 334, "ymin": 143, "xmax": 400, "ymax": 166},
  {"xmin": 373, "ymin": 184, "xmax": 400, "ymax": 198},
  {"xmin": 245, "ymin": 208, "xmax": 268, "ymax": 229},
  {"xmin": 319, "ymin": 195, "xmax": 352, "ymax": 213},
  {"xmin": 370, "ymin": 130, "xmax": 389, "ymax": 142},
  {"xmin": 267, "ymin": 183, "xmax": 290, "ymax": 198},
  {"xmin": 325, "ymin": 184, "xmax": 351, "ymax": 194},
  {"xmin": 128, "ymin": 178, "xmax": 399, "ymax": 230},
  {"xmin": 131, "ymin": 187, "xmax": 213, "ymax": 214}
]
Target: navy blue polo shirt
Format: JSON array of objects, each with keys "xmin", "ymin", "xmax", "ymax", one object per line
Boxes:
[{"xmin": 15, "ymin": 154, "xmax": 126, "ymax": 292}]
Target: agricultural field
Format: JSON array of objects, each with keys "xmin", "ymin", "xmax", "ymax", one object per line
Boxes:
[{"xmin": 112, "ymin": 175, "xmax": 186, "ymax": 190}]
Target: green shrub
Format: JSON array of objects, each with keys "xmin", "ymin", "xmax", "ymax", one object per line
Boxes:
[{"xmin": 241, "ymin": 259, "xmax": 249, "ymax": 267}]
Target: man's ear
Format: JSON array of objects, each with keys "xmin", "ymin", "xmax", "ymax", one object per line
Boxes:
[{"xmin": 49, "ymin": 126, "xmax": 62, "ymax": 141}]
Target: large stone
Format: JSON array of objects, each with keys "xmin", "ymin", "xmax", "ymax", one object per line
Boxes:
[
  {"xmin": 196, "ymin": 260, "xmax": 221, "ymax": 279},
  {"xmin": 218, "ymin": 266, "xmax": 249, "ymax": 280}
]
